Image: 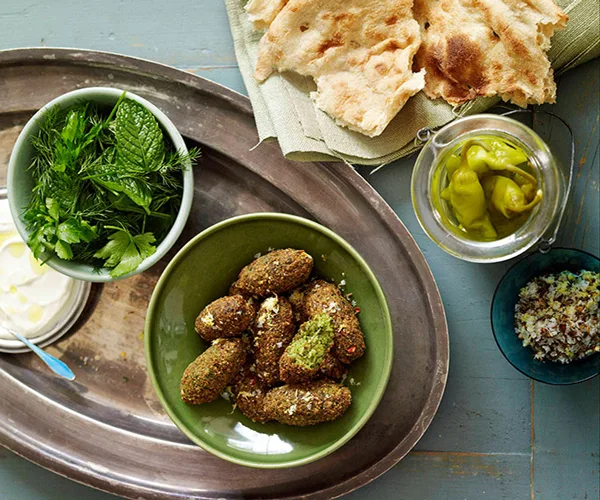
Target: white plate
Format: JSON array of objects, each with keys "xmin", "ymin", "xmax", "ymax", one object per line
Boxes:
[{"xmin": 0, "ymin": 280, "xmax": 91, "ymax": 353}]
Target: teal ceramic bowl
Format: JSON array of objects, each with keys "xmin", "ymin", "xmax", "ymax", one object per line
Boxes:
[
  {"xmin": 145, "ymin": 213, "xmax": 393, "ymax": 468},
  {"xmin": 491, "ymin": 248, "xmax": 599, "ymax": 384},
  {"xmin": 7, "ymin": 87, "xmax": 193, "ymax": 282}
]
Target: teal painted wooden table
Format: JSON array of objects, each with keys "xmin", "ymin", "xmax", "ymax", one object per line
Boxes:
[{"xmin": 0, "ymin": 2, "xmax": 598, "ymax": 499}]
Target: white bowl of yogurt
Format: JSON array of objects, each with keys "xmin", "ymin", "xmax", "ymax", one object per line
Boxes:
[{"xmin": 0, "ymin": 195, "xmax": 91, "ymax": 353}]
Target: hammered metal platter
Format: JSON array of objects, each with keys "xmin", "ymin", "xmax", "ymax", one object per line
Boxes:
[{"xmin": 0, "ymin": 48, "xmax": 449, "ymax": 499}]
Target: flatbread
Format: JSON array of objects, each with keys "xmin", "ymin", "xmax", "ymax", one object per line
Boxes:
[
  {"xmin": 245, "ymin": 0, "xmax": 289, "ymax": 30},
  {"xmin": 413, "ymin": 0, "xmax": 567, "ymax": 107},
  {"xmin": 254, "ymin": 0, "xmax": 425, "ymax": 137}
]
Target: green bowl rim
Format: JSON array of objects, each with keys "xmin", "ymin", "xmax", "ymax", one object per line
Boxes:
[
  {"xmin": 490, "ymin": 247, "xmax": 600, "ymax": 385},
  {"xmin": 144, "ymin": 212, "xmax": 394, "ymax": 468}
]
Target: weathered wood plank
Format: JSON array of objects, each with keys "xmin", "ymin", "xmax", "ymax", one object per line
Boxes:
[
  {"xmin": 533, "ymin": 60, "xmax": 600, "ymax": 500},
  {"xmin": 0, "ymin": 0, "xmax": 237, "ymax": 68},
  {"xmin": 0, "ymin": 448, "xmax": 119, "ymax": 500},
  {"xmin": 533, "ymin": 379, "xmax": 600, "ymax": 500},
  {"xmin": 346, "ymin": 452, "xmax": 531, "ymax": 500}
]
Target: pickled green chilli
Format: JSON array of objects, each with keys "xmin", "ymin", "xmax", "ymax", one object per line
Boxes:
[{"xmin": 439, "ymin": 136, "xmax": 543, "ymax": 240}]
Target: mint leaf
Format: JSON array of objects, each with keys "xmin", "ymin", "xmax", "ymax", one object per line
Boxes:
[
  {"xmin": 115, "ymin": 99, "xmax": 164, "ymax": 172},
  {"xmin": 118, "ymin": 175, "xmax": 152, "ymax": 210},
  {"xmin": 90, "ymin": 163, "xmax": 152, "ymax": 211},
  {"xmin": 57, "ymin": 219, "xmax": 97, "ymax": 244},
  {"xmin": 55, "ymin": 240, "xmax": 73, "ymax": 260},
  {"xmin": 93, "ymin": 230, "xmax": 156, "ymax": 277},
  {"xmin": 88, "ymin": 164, "xmax": 123, "ymax": 193}
]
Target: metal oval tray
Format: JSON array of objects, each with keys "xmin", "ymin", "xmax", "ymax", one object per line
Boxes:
[{"xmin": 0, "ymin": 48, "xmax": 448, "ymax": 499}]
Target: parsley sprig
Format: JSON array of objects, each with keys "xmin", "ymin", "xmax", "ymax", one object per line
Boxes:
[{"xmin": 24, "ymin": 93, "xmax": 199, "ymax": 277}]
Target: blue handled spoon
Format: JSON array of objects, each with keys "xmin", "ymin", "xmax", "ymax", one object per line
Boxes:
[{"xmin": 6, "ymin": 329, "xmax": 75, "ymax": 381}]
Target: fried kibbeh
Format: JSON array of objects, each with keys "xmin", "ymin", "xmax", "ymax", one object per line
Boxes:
[
  {"xmin": 279, "ymin": 314, "xmax": 334, "ymax": 384},
  {"xmin": 303, "ymin": 280, "xmax": 365, "ymax": 364},
  {"xmin": 183, "ymin": 247, "xmax": 366, "ymax": 428},
  {"xmin": 253, "ymin": 296, "xmax": 296, "ymax": 387},
  {"xmin": 180, "ymin": 338, "xmax": 247, "ymax": 404},
  {"xmin": 195, "ymin": 295, "xmax": 255, "ymax": 342},
  {"xmin": 264, "ymin": 380, "xmax": 352, "ymax": 426},
  {"xmin": 318, "ymin": 352, "xmax": 347, "ymax": 382},
  {"xmin": 230, "ymin": 249, "xmax": 313, "ymax": 297},
  {"xmin": 288, "ymin": 284, "xmax": 309, "ymax": 323},
  {"xmin": 232, "ymin": 368, "xmax": 271, "ymax": 423}
]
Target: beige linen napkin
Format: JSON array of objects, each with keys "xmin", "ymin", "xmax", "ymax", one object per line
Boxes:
[{"xmin": 226, "ymin": 0, "xmax": 600, "ymax": 166}]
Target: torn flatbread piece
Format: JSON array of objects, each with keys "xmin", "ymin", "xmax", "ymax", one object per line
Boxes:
[
  {"xmin": 413, "ymin": 0, "xmax": 567, "ymax": 107},
  {"xmin": 254, "ymin": 0, "xmax": 425, "ymax": 137},
  {"xmin": 245, "ymin": 0, "xmax": 289, "ymax": 30}
]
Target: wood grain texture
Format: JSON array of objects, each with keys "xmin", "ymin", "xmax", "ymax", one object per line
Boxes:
[{"xmin": 0, "ymin": 0, "xmax": 598, "ymax": 499}]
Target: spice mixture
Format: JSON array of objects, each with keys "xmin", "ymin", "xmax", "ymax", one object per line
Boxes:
[{"xmin": 514, "ymin": 270, "xmax": 599, "ymax": 363}]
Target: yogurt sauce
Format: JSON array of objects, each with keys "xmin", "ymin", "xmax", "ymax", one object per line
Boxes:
[{"xmin": 0, "ymin": 198, "xmax": 76, "ymax": 339}]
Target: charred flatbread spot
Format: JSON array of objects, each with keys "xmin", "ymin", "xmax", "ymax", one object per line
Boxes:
[
  {"xmin": 334, "ymin": 12, "xmax": 350, "ymax": 21},
  {"xmin": 317, "ymin": 33, "xmax": 344, "ymax": 54},
  {"xmin": 385, "ymin": 15, "xmax": 398, "ymax": 25},
  {"xmin": 444, "ymin": 35, "xmax": 488, "ymax": 91},
  {"xmin": 526, "ymin": 70, "xmax": 538, "ymax": 85},
  {"xmin": 299, "ymin": 23, "xmax": 309, "ymax": 32},
  {"xmin": 413, "ymin": 0, "xmax": 566, "ymax": 106},
  {"xmin": 384, "ymin": 40, "xmax": 401, "ymax": 51}
]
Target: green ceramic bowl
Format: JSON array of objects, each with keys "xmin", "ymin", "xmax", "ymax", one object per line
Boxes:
[
  {"xmin": 7, "ymin": 87, "xmax": 194, "ymax": 282},
  {"xmin": 145, "ymin": 213, "xmax": 393, "ymax": 468}
]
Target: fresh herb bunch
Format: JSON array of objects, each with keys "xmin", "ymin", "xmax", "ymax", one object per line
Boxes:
[{"xmin": 24, "ymin": 93, "xmax": 199, "ymax": 277}]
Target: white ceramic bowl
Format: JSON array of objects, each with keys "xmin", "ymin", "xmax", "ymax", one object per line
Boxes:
[
  {"xmin": 7, "ymin": 87, "xmax": 194, "ymax": 282},
  {"xmin": 0, "ymin": 280, "xmax": 91, "ymax": 353}
]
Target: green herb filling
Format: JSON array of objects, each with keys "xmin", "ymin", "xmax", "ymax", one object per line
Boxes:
[{"xmin": 287, "ymin": 314, "xmax": 334, "ymax": 369}]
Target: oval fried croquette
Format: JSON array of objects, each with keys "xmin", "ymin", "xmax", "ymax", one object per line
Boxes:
[
  {"xmin": 230, "ymin": 249, "xmax": 314, "ymax": 297},
  {"xmin": 232, "ymin": 368, "xmax": 271, "ymax": 423},
  {"xmin": 180, "ymin": 338, "xmax": 246, "ymax": 404},
  {"xmin": 279, "ymin": 314, "xmax": 334, "ymax": 384},
  {"xmin": 303, "ymin": 280, "xmax": 365, "ymax": 364},
  {"xmin": 318, "ymin": 353, "xmax": 347, "ymax": 382},
  {"xmin": 288, "ymin": 284, "xmax": 309, "ymax": 323},
  {"xmin": 253, "ymin": 296, "xmax": 296, "ymax": 387},
  {"xmin": 195, "ymin": 295, "xmax": 255, "ymax": 341},
  {"xmin": 263, "ymin": 380, "xmax": 352, "ymax": 426}
]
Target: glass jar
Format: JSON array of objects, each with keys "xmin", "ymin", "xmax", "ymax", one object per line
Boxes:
[{"xmin": 411, "ymin": 114, "xmax": 567, "ymax": 263}]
